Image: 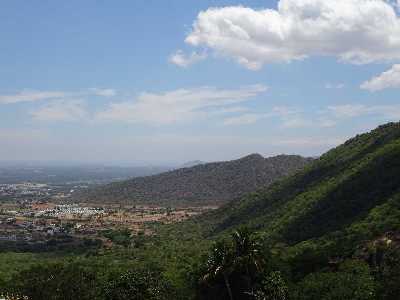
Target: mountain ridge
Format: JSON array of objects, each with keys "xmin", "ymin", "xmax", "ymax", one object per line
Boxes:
[{"xmin": 77, "ymin": 153, "xmax": 313, "ymax": 206}]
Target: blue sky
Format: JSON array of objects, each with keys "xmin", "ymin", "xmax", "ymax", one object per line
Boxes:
[{"xmin": 1, "ymin": 0, "xmax": 400, "ymax": 164}]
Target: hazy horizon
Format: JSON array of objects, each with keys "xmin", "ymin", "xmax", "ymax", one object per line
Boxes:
[{"xmin": 0, "ymin": 150, "xmax": 318, "ymax": 168}]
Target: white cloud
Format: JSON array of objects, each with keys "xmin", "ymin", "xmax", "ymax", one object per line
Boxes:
[
  {"xmin": 222, "ymin": 106, "xmax": 312, "ymax": 127},
  {"xmin": 89, "ymin": 88, "xmax": 117, "ymax": 97},
  {"xmin": 281, "ymin": 117, "xmax": 312, "ymax": 128},
  {"xmin": 327, "ymin": 104, "xmax": 400, "ymax": 119},
  {"xmin": 213, "ymin": 106, "xmax": 249, "ymax": 114},
  {"xmin": 0, "ymin": 88, "xmax": 116, "ymax": 105},
  {"xmin": 0, "ymin": 90, "xmax": 66, "ymax": 104},
  {"xmin": 271, "ymin": 106, "xmax": 312, "ymax": 128},
  {"xmin": 96, "ymin": 85, "xmax": 267, "ymax": 125},
  {"xmin": 31, "ymin": 99, "xmax": 88, "ymax": 122},
  {"xmin": 327, "ymin": 104, "xmax": 368, "ymax": 118},
  {"xmin": 222, "ymin": 102, "xmax": 400, "ymax": 129},
  {"xmin": 317, "ymin": 118, "xmax": 337, "ymax": 128},
  {"xmin": 169, "ymin": 50, "xmax": 207, "ymax": 67},
  {"xmin": 360, "ymin": 64, "xmax": 400, "ymax": 91},
  {"xmin": 183, "ymin": 0, "xmax": 400, "ymax": 70},
  {"xmin": 223, "ymin": 113, "xmax": 270, "ymax": 125}
]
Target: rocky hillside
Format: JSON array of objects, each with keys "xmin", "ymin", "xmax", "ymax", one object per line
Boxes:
[{"xmin": 77, "ymin": 154, "xmax": 313, "ymax": 205}]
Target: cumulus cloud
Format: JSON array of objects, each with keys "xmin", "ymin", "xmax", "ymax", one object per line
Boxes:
[
  {"xmin": 360, "ymin": 64, "xmax": 400, "ymax": 91},
  {"xmin": 169, "ymin": 50, "xmax": 207, "ymax": 67},
  {"xmin": 182, "ymin": 0, "xmax": 400, "ymax": 70},
  {"xmin": 96, "ymin": 85, "xmax": 267, "ymax": 125},
  {"xmin": 31, "ymin": 100, "xmax": 88, "ymax": 122}
]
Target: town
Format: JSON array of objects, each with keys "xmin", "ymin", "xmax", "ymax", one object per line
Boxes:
[
  {"xmin": 0, "ymin": 198, "xmax": 216, "ymax": 251},
  {"xmin": 0, "ymin": 182, "xmax": 86, "ymax": 202}
]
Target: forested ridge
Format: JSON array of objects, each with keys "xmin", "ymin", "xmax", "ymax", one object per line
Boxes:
[
  {"xmin": 196, "ymin": 122, "xmax": 400, "ymax": 243},
  {"xmin": 77, "ymin": 154, "xmax": 313, "ymax": 205},
  {"xmin": 2, "ymin": 122, "xmax": 400, "ymax": 300}
]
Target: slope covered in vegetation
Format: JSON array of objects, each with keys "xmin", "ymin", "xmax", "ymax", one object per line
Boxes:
[
  {"xmin": 190, "ymin": 122, "xmax": 400, "ymax": 250},
  {"xmin": 78, "ymin": 154, "xmax": 312, "ymax": 205}
]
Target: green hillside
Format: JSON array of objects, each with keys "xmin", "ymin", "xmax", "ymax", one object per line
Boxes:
[
  {"xmin": 154, "ymin": 121, "xmax": 400, "ymax": 299},
  {"xmin": 191, "ymin": 122, "xmax": 400, "ymax": 252}
]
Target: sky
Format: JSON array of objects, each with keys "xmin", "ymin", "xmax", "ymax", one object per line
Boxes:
[{"xmin": 1, "ymin": 0, "xmax": 400, "ymax": 165}]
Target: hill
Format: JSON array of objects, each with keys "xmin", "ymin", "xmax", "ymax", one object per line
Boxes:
[
  {"xmin": 76, "ymin": 154, "xmax": 313, "ymax": 206},
  {"xmin": 190, "ymin": 122, "xmax": 400, "ymax": 253}
]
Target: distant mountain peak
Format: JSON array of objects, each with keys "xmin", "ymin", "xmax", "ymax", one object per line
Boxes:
[
  {"xmin": 239, "ymin": 153, "xmax": 265, "ymax": 161},
  {"xmin": 180, "ymin": 160, "xmax": 205, "ymax": 168}
]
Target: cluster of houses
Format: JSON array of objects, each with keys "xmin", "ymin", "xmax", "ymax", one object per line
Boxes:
[
  {"xmin": 0, "ymin": 216, "xmax": 70, "ymax": 242},
  {"xmin": 0, "ymin": 203, "xmax": 109, "ymax": 245},
  {"xmin": 0, "ymin": 182, "xmax": 51, "ymax": 198},
  {"xmin": 36, "ymin": 204, "xmax": 105, "ymax": 218}
]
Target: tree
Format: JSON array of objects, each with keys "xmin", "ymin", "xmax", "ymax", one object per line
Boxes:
[
  {"xmin": 200, "ymin": 227, "xmax": 266, "ymax": 300},
  {"xmin": 232, "ymin": 227, "xmax": 264, "ymax": 288},
  {"xmin": 202, "ymin": 239, "xmax": 235, "ymax": 300}
]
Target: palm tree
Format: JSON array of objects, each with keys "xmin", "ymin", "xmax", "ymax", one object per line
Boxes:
[
  {"xmin": 203, "ymin": 240, "xmax": 235, "ymax": 300},
  {"xmin": 232, "ymin": 227, "xmax": 264, "ymax": 292},
  {"xmin": 202, "ymin": 228, "xmax": 265, "ymax": 300}
]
